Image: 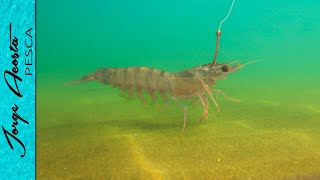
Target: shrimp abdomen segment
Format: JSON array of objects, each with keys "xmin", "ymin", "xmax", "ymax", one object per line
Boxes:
[{"xmin": 84, "ymin": 67, "xmax": 174, "ymax": 95}]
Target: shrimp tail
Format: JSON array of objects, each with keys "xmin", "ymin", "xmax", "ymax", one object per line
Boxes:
[{"xmin": 64, "ymin": 73, "xmax": 96, "ymax": 86}]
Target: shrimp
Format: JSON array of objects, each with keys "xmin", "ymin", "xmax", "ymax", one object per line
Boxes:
[{"xmin": 66, "ymin": 61, "xmax": 254, "ymax": 134}]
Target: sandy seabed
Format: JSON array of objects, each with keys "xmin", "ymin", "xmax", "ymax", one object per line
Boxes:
[{"xmin": 37, "ymin": 85, "xmax": 320, "ymax": 179}]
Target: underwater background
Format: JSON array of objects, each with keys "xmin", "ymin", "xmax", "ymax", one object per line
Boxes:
[{"xmin": 37, "ymin": 0, "xmax": 320, "ymax": 179}]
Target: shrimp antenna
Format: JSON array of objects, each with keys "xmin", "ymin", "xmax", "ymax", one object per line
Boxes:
[{"xmin": 210, "ymin": 0, "xmax": 236, "ymax": 69}]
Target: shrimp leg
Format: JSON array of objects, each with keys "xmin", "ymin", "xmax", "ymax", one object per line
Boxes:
[
  {"xmin": 172, "ymin": 97, "xmax": 187, "ymax": 136},
  {"xmin": 210, "ymin": 89, "xmax": 240, "ymax": 102},
  {"xmin": 199, "ymin": 78, "xmax": 220, "ymax": 112},
  {"xmin": 159, "ymin": 91, "xmax": 170, "ymax": 112},
  {"xmin": 197, "ymin": 93, "xmax": 209, "ymax": 122},
  {"xmin": 136, "ymin": 88, "xmax": 147, "ymax": 106}
]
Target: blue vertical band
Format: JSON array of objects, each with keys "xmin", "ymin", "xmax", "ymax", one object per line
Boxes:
[{"xmin": 0, "ymin": 0, "xmax": 35, "ymax": 179}]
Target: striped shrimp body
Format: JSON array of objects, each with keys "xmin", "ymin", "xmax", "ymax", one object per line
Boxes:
[{"xmin": 66, "ymin": 61, "xmax": 253, "ymax": 133}]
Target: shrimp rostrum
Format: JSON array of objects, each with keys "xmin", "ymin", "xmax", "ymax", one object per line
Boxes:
[{"xmin": 66, "ymin": 61, "xmax": 253, "ymax": 133}]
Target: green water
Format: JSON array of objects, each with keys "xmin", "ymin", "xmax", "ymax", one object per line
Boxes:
[{"xmin": 37, "ymin": 0, "xmax": 320, "ymax": 179}]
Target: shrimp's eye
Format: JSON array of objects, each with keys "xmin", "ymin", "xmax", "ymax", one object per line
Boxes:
[{"xmin": 221, "ymin": 65, "xmax": 230, "ymax": 72}]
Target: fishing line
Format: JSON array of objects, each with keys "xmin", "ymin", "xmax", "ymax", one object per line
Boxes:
[
  {"xmin": 210, "ymin": 0, "xmax": 236, "ymax": 69},
  {"xmin": 218, "ymin": 0, "xmax": 235, "ymax": 32}
]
